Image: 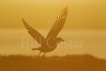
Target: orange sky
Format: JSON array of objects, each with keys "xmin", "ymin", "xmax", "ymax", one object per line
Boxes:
[
  {"xmin": 0, "ymin": 0, "xmax": 106, "ymax": 58},
  {"xmin": 0, "ymin": 0, "xmax": 106, "ymax": 29}
]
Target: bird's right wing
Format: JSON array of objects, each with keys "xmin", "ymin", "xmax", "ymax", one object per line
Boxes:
[{"xmin": 22, "ymin": 18, "xmax": 45, "ymax": 45}]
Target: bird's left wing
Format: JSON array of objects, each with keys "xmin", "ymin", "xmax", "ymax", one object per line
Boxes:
[
  {"xmin": 22, "ymin": 18, "xmax": 45, "ymax": 45},
  {"xmin": 46, "ymin": 7, "xmax": 68, "ymax": 39}
]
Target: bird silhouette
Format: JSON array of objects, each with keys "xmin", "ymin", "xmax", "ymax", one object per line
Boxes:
[{"xmin": 22, "ymin": 7, "xmax": 68, "ymax": 57}]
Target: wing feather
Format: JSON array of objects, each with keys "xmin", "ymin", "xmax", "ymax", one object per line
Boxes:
[
  {"xmin": 22, "ymin": 18, "xmax": 45, "ymax": 45},
  {"xmin": 46, "ymin": 7, "xmax": 68, "ymax": 39}
]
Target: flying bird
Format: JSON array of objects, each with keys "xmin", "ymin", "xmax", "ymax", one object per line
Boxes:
[{"xmin": 22, "ymin": 7, "xmax": 68, "ymax": 57}]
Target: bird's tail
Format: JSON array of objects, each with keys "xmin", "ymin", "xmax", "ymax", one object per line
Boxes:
[{"xmin": 32, "ymin": 48, "xmax": 39, "ymax": 51}]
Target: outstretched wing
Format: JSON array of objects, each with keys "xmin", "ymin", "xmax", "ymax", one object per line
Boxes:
[
  {"xmin": 22, "ymin": 18, "xmax": 45, "ymax": 45},
  {"xmin": 46, "ymin": 7, "xmax": 68, "ymax": 39}
]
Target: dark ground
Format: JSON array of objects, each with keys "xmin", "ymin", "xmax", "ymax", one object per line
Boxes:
[{"xmin": 0, "ymin": 54, "xmax": 106, "ymax": 71}]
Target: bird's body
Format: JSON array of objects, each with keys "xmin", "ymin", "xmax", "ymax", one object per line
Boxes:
[
  {"xmin": 22, "ymin": 7, "xmax": 68, "ymax": 57},
  {"xmin": 32, "ymin": 37, "xmax": 63, "ymax": 52}
]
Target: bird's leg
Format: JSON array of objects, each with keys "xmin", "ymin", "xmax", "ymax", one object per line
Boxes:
[
  {"xmin": 42, "ymin": 52, "xmax": 45, "ymax": 57},
  {"xmin": 38, "ymin": 52, "xmax": 42, "ymax": 57}
]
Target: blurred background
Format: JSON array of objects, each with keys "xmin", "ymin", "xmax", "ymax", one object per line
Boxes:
[{"xmin": 0, "ymin": 0, "xmax": 106, "ymax": 58}]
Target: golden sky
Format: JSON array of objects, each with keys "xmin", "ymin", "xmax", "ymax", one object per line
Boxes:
[{"xmin": 0, "ymin": 0, "xmax": 106, "ymax": 29}]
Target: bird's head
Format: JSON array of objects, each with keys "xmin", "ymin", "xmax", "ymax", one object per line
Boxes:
[{"xmin": 56, "ymin": 37, "xmax": 64, "ymax": 43}]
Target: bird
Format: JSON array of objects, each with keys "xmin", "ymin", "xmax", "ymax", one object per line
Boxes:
[{"xmin": 22, "ymin": 7, "xmax": 68, "ymax": 57}]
